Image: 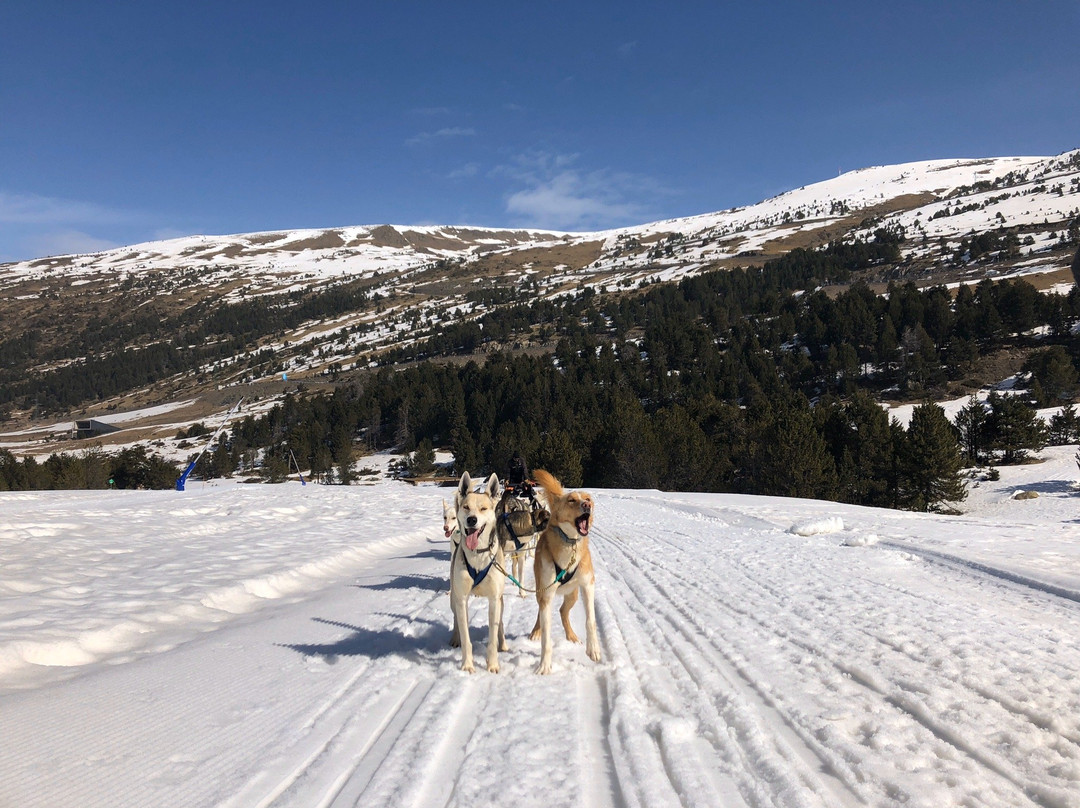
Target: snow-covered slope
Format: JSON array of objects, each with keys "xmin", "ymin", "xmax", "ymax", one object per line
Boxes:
[
  {"xmin": 3, "ymin": 151, "xmax": 1077, "ymax": 298},
  {"xmin": 1, "ymin": 149, "xmax": 1077, "ymax": 433},
  {"xmin": 2, "ymin": 448, "xmax": 1080, "ymax": 806}
]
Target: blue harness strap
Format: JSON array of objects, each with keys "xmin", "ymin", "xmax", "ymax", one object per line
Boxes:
[
  {"xmin": 500, "ymin": 512, "xmax": 527, "ymax": 551},
  {"xmin": 463, "ymin": 551, "xmax": 494, "ymax": 588}
]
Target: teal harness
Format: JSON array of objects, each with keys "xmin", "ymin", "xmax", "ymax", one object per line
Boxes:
[{"xmin": 552, "ymin": 524, "xmax": 581, "ymax": 585}]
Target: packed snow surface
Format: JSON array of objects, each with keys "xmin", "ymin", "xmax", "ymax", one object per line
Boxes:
[{"xmin": 3, "ymin": 451, "xmax": 1080, "ymax": 807}]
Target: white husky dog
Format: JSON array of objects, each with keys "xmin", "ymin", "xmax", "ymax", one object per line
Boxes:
[
  {"xmin": 442, "ymin": 498, "xmax": 460, "ymax": 547},
  {"xmin": 449, "ymin": 472, "xmax": 507, "ymax": 673}
]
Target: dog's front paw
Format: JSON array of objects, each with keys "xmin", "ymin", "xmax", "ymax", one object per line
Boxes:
[
  {"xmin": 487, "ymin": 661, "xmax": 500, "ymax": 674},
  {"xmin": 450, "ymin": 634, "xmax": 460, "ymax": 648},
  {"xmin": 587, "ymin": 646, "xmax": 601, "ymax": 663},
  {"xmin": 461, "ymin": 661, "xmax": 475, "ymax": 674},
  {"xmin": 528, "ymin": 627, "xmax": 541, "ymax": 642},
  {"xmin": 535, "ymin": 661, "xmax": 552, "ymax": 675}
]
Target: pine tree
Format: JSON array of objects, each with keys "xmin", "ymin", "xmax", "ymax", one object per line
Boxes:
[
  {"xmin": 652, "ymin": 404, "xmax": 716, "ymax": 491},
  {"xmin": 901, "ymin": 402, "xmax": 967, "ymax": 512},
  {"xmin": 407, "ymin": 438, "xmax": 436, "ymax": 476},
  {"xmin": 751, "ymin": 396, "xmax": 837, "ymax": 500},
  {"xmin": 954, "ymin": 396, "xmax": 987, "ymax": 465},
  {"xmin": 984, "ymin": 392, "xmax": 1047, "ymax": 465},
  {"xmin": 1049, "ymin": 403, "xmax": 1080, "ymax": 445},
  {"xmin": 824, "ymin": 390, "xmax": 897, "ymax": 507},
  {"xmin": 1022, "ymin": 346, "xmax": 1078, "ymax": 405},
  {"xmin": 534, "ymin": 430, "xmax": 583, "ymax": 487}
]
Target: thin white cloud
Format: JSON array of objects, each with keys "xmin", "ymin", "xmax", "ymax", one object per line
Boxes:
[
  {"xmin": 410, "ymin": 106, "xmax": 452, "ymax": 116},
  {"xmin": 618, "ymin": 40, "xmax": 638, "ymax": 56},
  {"xmin": 498, "ymin": 151, "xmax": 668, "ymax": 231},
  {"xmin": 21, "ymin": 230, "xmax": 119, "ymax": 258},
  {"xmin": 447, "ymin": 162, "xmax": 480, "ymax": 180},
  {"xmin": 405, "ymin": 127, "xmax": 477, "ymax": 146},
  {"xmin": 0, "ymin": 191, "xmax": 134, "ymax": 226}
]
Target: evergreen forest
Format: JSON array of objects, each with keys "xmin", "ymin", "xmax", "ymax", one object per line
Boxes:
[{"xmin": 9, "ymin": 239, "xmax": 1080, "ymax": 513}]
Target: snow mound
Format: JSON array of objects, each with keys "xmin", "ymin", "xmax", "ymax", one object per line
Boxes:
[
  {"xmin": 789, "ymin": 516, "xmax": 844, "ymax": 536},
  {"xmin": 842, "ymin": 533, "xmax": 881, "ymax": 547}
]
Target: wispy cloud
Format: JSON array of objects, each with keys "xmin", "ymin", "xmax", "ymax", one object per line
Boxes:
[
  {"xmin": 0, "ymin": 191, "xmax": 135, "ymax": 226},
  {"xmin": 21, "ymin": 230, "xmax": 120, "ymax": 258},
  {"xmin": 410, "ymin": 106, "xmax": 453, "ymax": 116},
  {"xmin": 0, "ymin": 190, "xmax": 146, "ymax": 261},
  {"xmin": 447, "ymin": 162, "xmax": 480, "ymax": 180},
  {"xmin": 618, "ymin": 40, "xmax": 638, "ymax": 56},
  {"xmin": 497, "ymin": 151, "xmax": 668, "ymax": 231},
  {"xmin": 405, "ymin": 127, "xmax": 477, "ymax": 147}
]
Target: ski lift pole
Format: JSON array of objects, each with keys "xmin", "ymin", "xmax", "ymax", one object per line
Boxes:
[
  {"xmin": 289, "ymin": 449, "xmax": 307, "ymax": 486},
  {"xmin": 176, "ymin": 398, "xmax": 244, "ymax": 491}
]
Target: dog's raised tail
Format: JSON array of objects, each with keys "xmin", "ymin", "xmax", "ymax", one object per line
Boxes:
[{"xmin": 531, "ymin": 469, "xmax": 564, "ymax": 498}]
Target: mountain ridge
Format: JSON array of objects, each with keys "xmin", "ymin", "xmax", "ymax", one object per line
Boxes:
[{"xmin": 1, "ymin": 149, "xmax": 1078, "ymax": 442}]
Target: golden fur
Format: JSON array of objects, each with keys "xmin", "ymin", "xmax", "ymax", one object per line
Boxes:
[{"xmin": 528, "ymin": 469, "xmax": 601, "ymax": 674}]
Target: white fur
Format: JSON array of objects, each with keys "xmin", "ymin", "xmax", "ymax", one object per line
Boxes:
[{"xmin": 449, "ymin": 472, "xmax": 506, "ymax": 673}]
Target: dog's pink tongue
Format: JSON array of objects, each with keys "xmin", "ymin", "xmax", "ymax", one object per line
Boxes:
[{"xmin": 465, "ymin": 529, "xmax": 480, "ymax": 551}]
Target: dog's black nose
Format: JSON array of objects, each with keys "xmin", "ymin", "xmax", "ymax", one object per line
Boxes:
[{"xmin": 467, "ymin": 515, "xmax": 477, "ymax": 527}]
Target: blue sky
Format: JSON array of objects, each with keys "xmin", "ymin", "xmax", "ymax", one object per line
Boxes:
[{"xmin": 2, "ymin": 0, "xmax": 1078, "ymax": 262}]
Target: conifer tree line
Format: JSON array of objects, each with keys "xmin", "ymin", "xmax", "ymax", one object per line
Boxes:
[{"xmin": 0, "ymin": 446, "xmax": 178, "ymax": 492}]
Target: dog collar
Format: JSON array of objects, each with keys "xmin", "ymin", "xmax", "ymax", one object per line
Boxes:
[{"xmin": 553, "ymin": 524, "xmax": 581, "ymax": 545}]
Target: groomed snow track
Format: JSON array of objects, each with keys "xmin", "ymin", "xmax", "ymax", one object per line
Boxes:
[{"xmin": 2, "ymin": 485, "xmax": 1079, "ymax": 807}]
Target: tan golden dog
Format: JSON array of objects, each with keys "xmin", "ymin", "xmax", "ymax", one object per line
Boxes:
[{"xmin": 528, "ymin": 469, "xmax": 600, "ymax": 675}]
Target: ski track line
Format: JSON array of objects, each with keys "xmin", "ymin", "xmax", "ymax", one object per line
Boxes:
[
  {"xmin": 596, "ymin": 529, "xmax": 861, "ymax": 808},
  {"xmin": 597, "ymin": 580, "xmax": 724, "ymax": 808},
  {"xmin": 720, "ymin": 532, "xmax": 1080, "ymax": 760},
  {"xmin": 216, "ymin": 658, "xmax": 377, "ymax": 808},
  {"xmin": 321, "ymin": 676, "xmax": 441, "ymax": 808},
  {"xmin": 622, "ymin": 524, "xmax": 1059, "ymax": 806},
  {"xmin": 577, "ymin": 674, "xmax": 624, "ymax": 808},
  {"xmin": 602, "ymin": 504, "xmax": 1079, "ymax": 806},
  {"xmin": 342, "ymin": 675, "xmax": 482, "ymax": 808},
  {"xmin": 879, "ymin": 539, "xmax": 1080, "ymax": 606}
]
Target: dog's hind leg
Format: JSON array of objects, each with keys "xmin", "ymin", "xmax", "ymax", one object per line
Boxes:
[{"xmin": 559, "ymin": 589, "xmax": 580, "ymax": 643}]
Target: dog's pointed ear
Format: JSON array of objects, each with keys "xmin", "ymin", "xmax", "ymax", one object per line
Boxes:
[
  {"xmin": 457, "ymin": 472, "xmax": 472, "ymax": 503},
  {"xmin": 485, "ymin": 473, "xmax": 500, "ymax": 499}
]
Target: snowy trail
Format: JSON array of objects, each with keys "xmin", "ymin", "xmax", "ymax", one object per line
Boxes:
[{"xmin": 3, "ymin": 481, "xmax": 1080, "ymax": 807}]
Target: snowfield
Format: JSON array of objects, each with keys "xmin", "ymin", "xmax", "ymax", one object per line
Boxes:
[{"xmin": 3, "ymin": 452, "xmax": 1080, "ymax": 807}]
